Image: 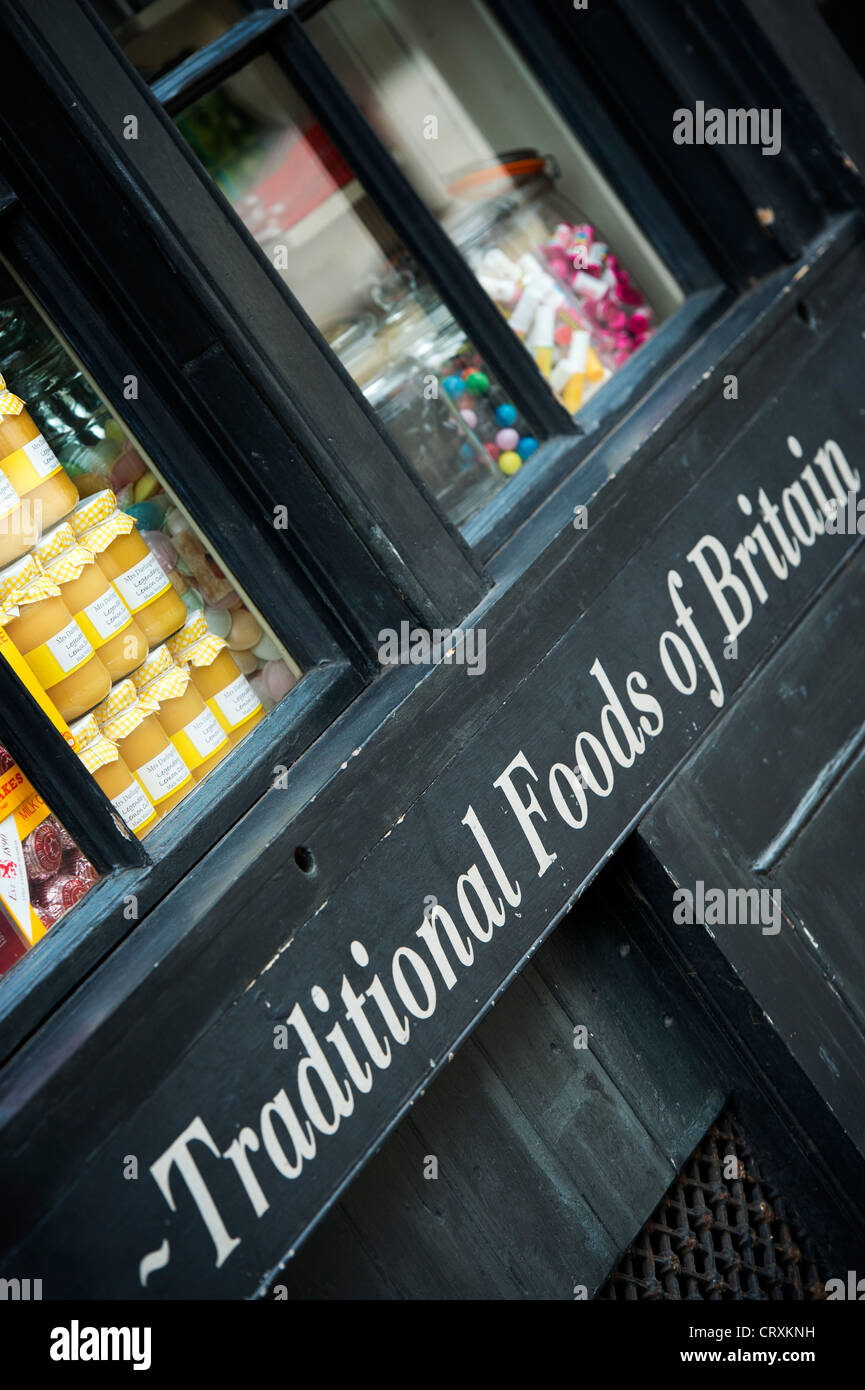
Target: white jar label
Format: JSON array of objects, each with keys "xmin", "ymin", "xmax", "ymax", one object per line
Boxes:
[
  {"xmin": 113, "ymin": 553, "xmax": 170, "ymax": 612},
  {"xmin": 46, "ymin": 620, "xmax": 94, "ymax": 673},
  {"xmin": 111, "ymin": 779, "xmax": 156, "ymax": 832},
  {"xmin": 0, "ymin": 471, "xmax": 20, "ymax": 521},
  {"xmin": 22, "ymin": 433, "xmax": 62, "ymax": 480},
  {"xmin": 182, "ymin": 708, "xmax": 228, "ymax": 759},
  {"xmin": 134, "ymin": 744, "xmax": 190, "ymax": 803},
  {"xmin": 213, "ymin": 673, "xmax": 263, "ymax": 729},
  {"xmin": 83, "ymin": 587, "xmax": 131, "ymax": 641}
]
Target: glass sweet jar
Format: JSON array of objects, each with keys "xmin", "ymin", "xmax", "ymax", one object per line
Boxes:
[
  {"xmin": 444, "ymin": 152, "xmax": 656, "ymax": 414},
  {"xmin": 335, "ymin": 266, "xmax": 538, "ymax": 520}
]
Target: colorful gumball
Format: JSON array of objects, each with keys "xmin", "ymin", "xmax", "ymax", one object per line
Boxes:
[
  {"xmin": 517, "ymin": 436, "xmax": 539, "ymax": 460},
  {"xmin": 442, "ymin": 374, "xmax": 464, "ymax": 396},
  {"xmin": 494, "ymin": 403, "xmax": 518, "ymax": 428},
  {"xmin": 459, "ymin": 408, "xmax": 478, "ymax": 429},
  {"xmin": 495, "ymin": 427, "xmax": 519, "ymax": 451},
  {"xmin": 465, "ymin": 371, "xmax": 490, "ymax": 395},
  {"xmin": 498, "ymin": 450, "xmax": 523, "ymax": 476}
]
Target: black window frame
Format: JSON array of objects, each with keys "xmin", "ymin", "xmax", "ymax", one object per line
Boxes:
[
  {"xmin": 148, "ymin": 0, "xmax": 731, "ymax": 556},
  {"xmin": 0, "ymin": 0, "xmax": 857, "ymax": 1065}
]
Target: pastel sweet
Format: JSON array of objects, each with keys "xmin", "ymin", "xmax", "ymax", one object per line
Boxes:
[
  {"xmin": 232, "ymin": 648, "xmax": 259, "ymax": 675},
  {"xmin": 262, "ymin": 659, "xmax": 297, "ymax": 702},
  {"xmin": 226, "ymin": 609, "xmax": 261, "ymax": 651},
  {"xmin": 141, "ymin": 530, "xmax": 177, "ymax": 573},
  {"xmin": 203, "ymin": 606, "xmax": 232, "ymax": 639},
  {"xmin": 125, "ymin": 500, "xmax": 164, "ymax": 532},
  {"xmin": 252, "ymin": 632, "xmax": 281, "ymax": 663},
  {"xmin": 109, "ymin": 448, "xmax": 148, "ymax": 491},
  {"xmin": 133, "ymin": 473, "xmax": 161, "ymax": 503}
]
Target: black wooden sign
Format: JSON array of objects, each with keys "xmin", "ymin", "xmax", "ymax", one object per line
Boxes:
[{"xmin": 3, "ymin": 289, "xmax": 864, "ymax": 1298}]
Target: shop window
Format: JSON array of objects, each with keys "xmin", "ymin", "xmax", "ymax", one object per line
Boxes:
[
  {"xmin": 0, "ymin": 263, "xmax": 302, "ymax": 958},
  {"xmin": 175, "ymin": 58, "xmax": 536, "ymax": 527},
  {"xmin": 307, "ymin": 0, "xmax": 683, "ymax": 402},
  {"xmin": 124, "ymin": 1, "xmax": 692, "ymax": 533}
]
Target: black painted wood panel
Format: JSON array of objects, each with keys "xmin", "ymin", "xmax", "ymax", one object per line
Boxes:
[
  {"xmin": 271, "ymin": 878, "xmax": 724, "ymax": 1300},
  {"xmin": 638, "ymin": 544, "xmax": 865, "ymax": 1166}
]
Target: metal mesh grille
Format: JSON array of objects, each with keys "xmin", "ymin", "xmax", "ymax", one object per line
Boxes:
[{"xmin": 598, "ymin": 1108, "xmax": 827, "ymax": 1300}]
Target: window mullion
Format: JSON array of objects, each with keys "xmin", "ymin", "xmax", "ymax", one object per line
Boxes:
[
  {"xmin": 265, "ymin": 13, "xmax": 575, "ymax": 443},
  {"xmin": 152, "ymin": 8, "xmax": 291, "ymax": 114},
  {"xmin": 0, "ymin": 660, "xmax": 147, "ymax": 872}
]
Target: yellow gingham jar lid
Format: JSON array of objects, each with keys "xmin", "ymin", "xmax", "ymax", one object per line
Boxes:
[
  {"xmin": 168, "ymin": 609, "xmax": 226, "ymax": 667},
  {"xmin": 94, "ymin": 678, "xmax": 159, "ymax": 740},
  {"xmin": 0, "ymin": 552, "xmax": 61, "ymax": 618},
  {"xmin": 133, "ymin": 643, "xmax": 190, "ymax": 701},
  {"xmin": 0, "ymin": 371, "xmax": 25, "ymax": 419},
  {"xmin": 43, "ymin": 543, "xmax": 97, "ymax": 586},
  {"xmin": 70, "ymin": 489, "xmax": 137, "ymax": 554},
  {"xmin": 33, "ymin": 521, "xmax": 78, "ymax": 567},
  {"xmin": 71, "ymin": 489, "xmax": 118, "ymax": 534},
  {"xmin": 70, "ymin": 713, "xmax": 120, "ymax": 774}
]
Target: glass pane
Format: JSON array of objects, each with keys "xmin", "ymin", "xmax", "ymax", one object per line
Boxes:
[
  {"xmin": 177, "ymin": 59, "xmax": 540, "ymax": 527},
  {"xmin": 93, "ymin": 0, "xmax": 241, "ymax": 83},
  {"xmin": 307, "ymin": 0, "xmax": 684, "ymax": 410},
  {"xmin": 0, "ymin": 735, "xmax": 99, "ymax": 978},
  {"xmin": 0, "ymin": 265, "xmax": 302, "ymax": 843}
]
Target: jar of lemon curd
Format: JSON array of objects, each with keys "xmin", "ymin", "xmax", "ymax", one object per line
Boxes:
[
  {"xmin": 0, "ymin": 552, "xmax": 111, "ymax": 720},
  {"xmin": 70, "ymin": 489, "xmax": 187, "ymax": 647},
  {"xmin": 133, "ymin": 644, "xmax": 230, "ymax": 784},
  {"xmin": 168, "ymin": 610, "xmax": 265, "ymax": 749},
  {"xmin": 94, "ymin": 679, "xmax": 193, "ymax": 815},
  {"xmin": 0, "ymin": 371, "xmax": 78, "ymax": 566},
  {"xmin": 34, "ymin": 521, "xmax": 148, "ymax": 681},
  {"xmin": 70, "ymin": 713, "xmax": 158, "ymax": 838}
]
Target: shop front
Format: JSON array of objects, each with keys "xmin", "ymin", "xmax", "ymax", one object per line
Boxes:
[{"xmin": 0, "ymin": 0, "xmax": 863, "ymax": 1303}]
